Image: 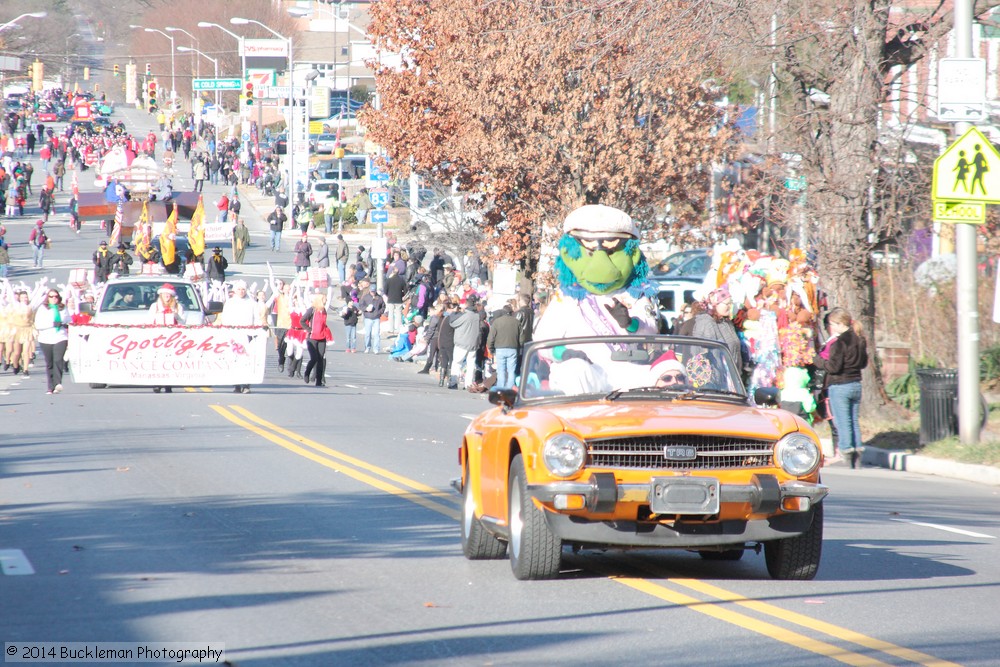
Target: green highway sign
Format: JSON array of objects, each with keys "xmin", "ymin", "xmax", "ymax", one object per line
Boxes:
[
  {"xmin": 784, "ymin": 175, "xmax": 806, "ymax": 191},
  {"xmin": 193, "ymin": 78, "xmax": 243, "ymax": 91}
]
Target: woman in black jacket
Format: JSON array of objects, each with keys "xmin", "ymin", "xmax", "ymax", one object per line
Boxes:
[{"xmin": 814, "ymin": 308, "xmax": 868, "ymax": 468}]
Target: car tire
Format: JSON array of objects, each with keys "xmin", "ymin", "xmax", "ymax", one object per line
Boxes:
[
  {"xmin": 461, "ymin": 466, "xmax": 507, "ymax": 560},
  {"xmin": 508, "ymin": 454, "xmax": 561, "ymax": 580},
  {"xmin": 764, "ymin": 503, "xmax": 823, "ymax": 580},
  {"xmin": 698, "ymin": 548, "xmax": 745, "ymax": 561}
]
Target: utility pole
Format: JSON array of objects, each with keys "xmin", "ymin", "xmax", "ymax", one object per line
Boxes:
[{"xmin": 952, "ymin": 0, "xmax": 980, "ymax": 444}]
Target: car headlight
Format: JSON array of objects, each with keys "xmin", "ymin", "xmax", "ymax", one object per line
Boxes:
[
  {"xmin": 775, "ymin": 434, "xmax": 821, "ymax": 476},
  {"xmin": 543, "ymin": 433, "xmax": 586, "ymax": 478}
]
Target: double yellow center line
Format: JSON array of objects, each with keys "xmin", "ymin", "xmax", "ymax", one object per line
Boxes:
[
  {"xmin": 211, "ymin": 404, "xmax": 460, "ymax": 520},
  {"xmin": 212, "ymin": 404, "xmax": 960, "ymax": 667}
]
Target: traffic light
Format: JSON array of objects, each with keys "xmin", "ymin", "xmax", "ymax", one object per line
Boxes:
[
  {"xmin": 145, "ymin": 62, "xmax": 151, "ymax": 76},
  {"xmin": 114, "ymin": 64, "xmax": 120, "ymax": 77},
  {"xmin": 244, "ymin": 81, "xmax": 254, "ymax": 106},
  {"xmin": 147, "ymin": 80, "xmax": 158, "ymax": 113}
]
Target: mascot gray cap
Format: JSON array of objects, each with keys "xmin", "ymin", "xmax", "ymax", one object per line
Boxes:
[{"xmin": 563, "ymin": 204, "xmax": 639, "ymax": 238}]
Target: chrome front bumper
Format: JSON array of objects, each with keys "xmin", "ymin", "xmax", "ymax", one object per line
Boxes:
[{"xmin": 527, "ymin": 473, "xmax": 828, "ymax": 516}]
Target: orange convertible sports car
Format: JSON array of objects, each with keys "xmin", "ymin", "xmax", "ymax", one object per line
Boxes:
[{"xmin": 455, "ymin": 335, "xmax": 828, "ymax": 581}]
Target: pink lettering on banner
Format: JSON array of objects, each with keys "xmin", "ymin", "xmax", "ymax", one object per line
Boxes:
[{"xmin": 104, "ymin": 330, "xmax": 248, "ymax": 360}]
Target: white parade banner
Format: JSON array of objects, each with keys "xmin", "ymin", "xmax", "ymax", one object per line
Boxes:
[
  {"xmin": 67, "ymin": 325, "xmax": 268, "ymax": 386},
  {"xmin": 205, "ymin": 220, "xmax": 235, "ymax": 242}
]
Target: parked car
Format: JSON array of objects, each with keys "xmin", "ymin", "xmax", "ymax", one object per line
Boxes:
[
  {"xmin": 312, "ymin": 133, "xmax": 340, "ymax": 154},
  {"xmin": 652, "ymin": 249, "xmax": 712, "ymax": 281},
  {"xmin": 318, "ymin": 111, "xmax": 360, "ymax": 130},
  {"xmin": 314, "ymin": 154, "xmax": 367, "ymax": 180},
  {"xmin": 655, "ymin": 279, "xmax": 702, "ymax": 332},
  {"xmin": 306, "ymin": 179, "xmax": 340, "ymax": 209},
  {"xmin": 456, "ymin": 334, "xmax": 827, "ymax": 581},
  {"xmin": 272, "ymin": 133, "xmax": 287, "ymax": 155},
  {"xmin": 315, "ymin": 169, "xmax": 356, "ymax": 182},
  {"xmin": 409, "ymin": 193, "xmax": 484, "ymax": 234},
  {"xmin": 36, "ymin": 107, "xmax": 60, "ymax": 123},
  {"xmin": 650, "ymin": 248, "xmax": 713, "ymax": 282}
]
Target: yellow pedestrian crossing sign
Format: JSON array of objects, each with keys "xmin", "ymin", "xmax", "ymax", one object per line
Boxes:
[{"xmin": 932, "ymin": 127, "xmax": 1000, "ymax": 203}]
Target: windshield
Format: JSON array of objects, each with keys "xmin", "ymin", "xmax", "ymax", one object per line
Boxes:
[
  {"xmin": 100, "ymin": 282, "xmax": 200, "ymax": 313},
  {"xmin": 519, "ymin": 335, "xmax": 746, "ymax": 402}
]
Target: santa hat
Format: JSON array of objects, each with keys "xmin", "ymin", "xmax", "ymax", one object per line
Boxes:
[
  {"xmin": 157, "ymin": 283, "xmax": 176, "ymax": 296},
  {"xmin": 650, "ymin": 350, "xmax": 685, "ymax": 378},
  {"xmin": 563, "ymin": 204, "xmax": 639, "ymax": 238}
]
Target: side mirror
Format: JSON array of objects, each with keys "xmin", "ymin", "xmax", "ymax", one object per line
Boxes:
[
  {"xmin": 79, "ymin": 302, "xmax": 94, "ymax": 316},
  {"xmin": 488, "ymin": 387, "xmax": 517, "ymax": 408},
  {"xmin": 206, "ymin": 300, "xmax": 225, "ymax": 314},
  {"xmin": 753, "ymin": 387, "xmax": 780, "ymax": 407}
]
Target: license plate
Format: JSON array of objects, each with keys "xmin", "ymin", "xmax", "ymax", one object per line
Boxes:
[{"xmin": 649, "ymin": 477, "xmax": 719, "ymax": 515}]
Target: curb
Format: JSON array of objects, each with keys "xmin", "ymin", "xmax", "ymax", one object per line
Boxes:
[
  {"xmin": 863, "ymin": 446, "xmax": 1000, "ymax": 486},
  {"xmin": 821, "ymin": 437, "xmax": 1000, "ymax": 486}
]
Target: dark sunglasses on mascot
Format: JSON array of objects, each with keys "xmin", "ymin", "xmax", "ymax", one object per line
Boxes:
[{"xmin": 570, "ymin": 233, "xmax": 630, "ymax": 254}]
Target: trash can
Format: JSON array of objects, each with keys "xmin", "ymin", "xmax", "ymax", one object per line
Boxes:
[{"xmin": 917, "ymin": 368, "xmax": 958, "ymax": 446}]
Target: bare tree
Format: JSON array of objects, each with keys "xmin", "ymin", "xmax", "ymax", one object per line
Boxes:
[{"xmin": 723, "ymin": 0, "xmax": 1000, "ymax": 410}]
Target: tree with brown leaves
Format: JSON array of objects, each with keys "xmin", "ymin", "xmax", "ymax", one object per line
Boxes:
[{"xmin": 364, "ymin": 0, "xmax": 745, "ymax": 278}]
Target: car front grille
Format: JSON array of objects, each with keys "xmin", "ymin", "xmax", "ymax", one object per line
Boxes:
[{"xmin": 586, "ymin": 434, "xmax": 775, "ymax": 470}]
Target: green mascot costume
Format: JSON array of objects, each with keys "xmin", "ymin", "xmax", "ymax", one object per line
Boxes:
[
  {"xmin": 535, "ymin": 204, "xmax": 658, "ymax": 339},
  {"xmin": 533, "ymin": 204, "xmax": 659, "ymax": 389}
]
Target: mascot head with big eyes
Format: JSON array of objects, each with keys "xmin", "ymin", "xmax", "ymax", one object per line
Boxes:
[{"xmin": 555, "ymin": 204, "xmax": 652, "ymax": 299}]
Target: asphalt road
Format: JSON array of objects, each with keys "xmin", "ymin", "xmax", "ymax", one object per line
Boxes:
[{"xmin": 1, "ymin": 110, "xmax": 999, "ymax": 667}]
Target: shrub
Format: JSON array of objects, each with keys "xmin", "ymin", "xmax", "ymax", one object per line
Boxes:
[{"xmin": 886, "ymin": 356, "xmax": 939, "ymax": 411}]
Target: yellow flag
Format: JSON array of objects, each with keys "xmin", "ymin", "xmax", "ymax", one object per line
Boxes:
[
  {"xmin": 160, "ymin": 203, "xmax": 178, "ymax": 266},
  {"xmin": 189, "ymin": 195, "xmax": 206, "ymax": 257},
  {"xmin": 134, "ymin": 201, "xmax": 150, "ymax": 259}
]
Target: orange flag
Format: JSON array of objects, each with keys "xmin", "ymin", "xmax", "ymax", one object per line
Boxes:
[
  {"xmin": 189, "ymin": 195, "xmax": 206, "ymax": 258},
  {"xmin": 160, "ymin": 203, "xmax": 178, "ymax": 266}
]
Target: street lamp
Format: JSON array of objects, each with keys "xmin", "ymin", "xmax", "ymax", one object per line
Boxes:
[
  {"xmin": 230, "ymin": 16, "xmax": 296, "ymax": 207},
  {"xmin": 0, "ymin": 11, "xmax": 47, "ymax": 32},
  {"xmin": 168, "ymin": 27, "xmax": 199, "ymax": 113},
  {"xmin": 197, "ymin": 21, "xmax": 245, "ymax": 79},
  {"xmin": 177, "ymin": 45, "xmax": 220, "ymax": 152},
  {"xmin": 131, "ymin": 25, "xmax": 176, "ymax": 103},
  {"xmin": 64, "ymin": 33, "xmax": 82, "ymax": 88}
]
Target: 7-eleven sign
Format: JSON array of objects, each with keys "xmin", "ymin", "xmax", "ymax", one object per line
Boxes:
[{"xmin": 246, "ymin": 69, "xmax": 275, "ymax": 88}]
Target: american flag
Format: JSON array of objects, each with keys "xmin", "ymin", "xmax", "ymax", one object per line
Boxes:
[{"xmin": 108, "ymin": 200, "xmax": 123, "ymax": 247}]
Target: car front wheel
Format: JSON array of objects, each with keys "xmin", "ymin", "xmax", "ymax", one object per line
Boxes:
[
  {"xmin": 461, "ymin": 466, "xmax": 507, "ymax": 560},
  {"xmin": 764, "ymin": 503, "xmax": 823, "ymax": 580},
  {"xmin": 508, "ymin": 454, "xmax": 561, "ymax": 580}
]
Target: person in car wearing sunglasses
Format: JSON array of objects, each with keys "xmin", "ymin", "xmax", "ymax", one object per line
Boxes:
[{"xmin": 649, "ymin": 350, "xmax": 689, "ymax": 389}]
